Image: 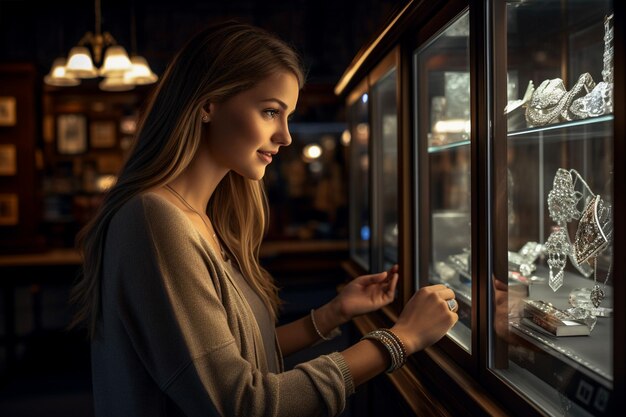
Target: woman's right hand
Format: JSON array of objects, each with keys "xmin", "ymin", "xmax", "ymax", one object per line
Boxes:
[{"xmin": 391, "ymin": 284, "xmax": 458, "ymax": 355}]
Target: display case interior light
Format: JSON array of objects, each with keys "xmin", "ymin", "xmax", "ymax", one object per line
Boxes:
[{"xmin": 432, "ymin": 119, "xmax": 471, "ymax": 133}]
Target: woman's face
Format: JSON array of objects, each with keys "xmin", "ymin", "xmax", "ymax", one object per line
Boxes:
[{"xmin": 204, "ymin": 70, "xmax": 299, "ymax": 180}]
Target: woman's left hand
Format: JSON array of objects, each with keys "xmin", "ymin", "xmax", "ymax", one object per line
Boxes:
[{"xmin": 332, "ymin": 264, "xmax": 399, "ymax": 323}]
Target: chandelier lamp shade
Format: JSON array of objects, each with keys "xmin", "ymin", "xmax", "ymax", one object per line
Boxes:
[{"xmin": 44, "ymin": 0, "xmax": 157, "ymax": 91}]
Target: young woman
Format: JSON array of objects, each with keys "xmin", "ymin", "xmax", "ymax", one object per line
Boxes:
[{"xmin": 71, "ymin": 21, "xmax": 458, "ymax": 417}]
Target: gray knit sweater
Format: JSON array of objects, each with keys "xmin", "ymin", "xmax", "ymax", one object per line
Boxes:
[{"xmin": 91, "ymin": 193, "xmax": 354, "ymax": 417}]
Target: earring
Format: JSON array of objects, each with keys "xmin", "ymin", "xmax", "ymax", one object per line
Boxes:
[{"xmin": 201, "ymin": 114, "xmax": 209, "ymax": 122}]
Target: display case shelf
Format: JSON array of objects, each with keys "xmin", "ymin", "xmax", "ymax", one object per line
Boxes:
[
  {"xmin": 510, "ymin": 269, "xmax": 612, "ymax": 379},
  {"xmin": 508, "ymin": 115, "xmax": 613, "ymax": 141},
  {"xmin": 428, "ymin": 139, "xmax": 470, "ymax": 153}
]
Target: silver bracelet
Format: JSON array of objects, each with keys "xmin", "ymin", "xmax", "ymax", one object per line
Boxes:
[
  {"xmin": 361, "ymin": 328, "xmax": 407, "ymax": 373},
  {"xmin": 310, "ymin": 309, "xmax": 332, "ymax": 341}
]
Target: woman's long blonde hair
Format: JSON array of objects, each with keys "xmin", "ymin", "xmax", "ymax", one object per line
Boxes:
[{"xmin": 71, "ymin": 21, "xmax": 305, "ymax": 338}]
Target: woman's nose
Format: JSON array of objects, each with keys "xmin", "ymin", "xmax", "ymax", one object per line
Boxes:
[{"xmin": 273, "ymin": 120, "xmax": 292, "ymax": 146}]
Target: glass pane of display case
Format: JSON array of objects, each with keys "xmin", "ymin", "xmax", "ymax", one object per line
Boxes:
[
  {"xmin": 493, "ymin": 1, "xmax": 614, "ymax": 415},
  {"xmin": 348, "ymin": 92, "xmax": 371, "ymax": 270},
  {"xmin": 372, "ymin": 68, "xmax": 398, "ymax": 271},
  {"xmin": 414, "ymin": 12, "xmax": 471, "ymax": 351}
]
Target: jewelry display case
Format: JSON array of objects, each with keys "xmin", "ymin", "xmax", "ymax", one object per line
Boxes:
[
  {"xmin": 346, "ymin": 50, "xmax": 399, "ymax": 273},
  {"xmin": 491, "ymin": 1, "xmax": 616, "ymax": 415},
  {"xmin": 337, "ymin": 0, "xmax": 623, "ymax": 415}
]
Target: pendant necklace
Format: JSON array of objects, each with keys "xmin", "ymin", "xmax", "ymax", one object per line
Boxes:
[
  {"xmin": 590, "ymin": 256, "xmax": 612, "ymax": 308},
  {"xmin": 165, "ymin": 184, "xmax": 227, "ymax": 261}
]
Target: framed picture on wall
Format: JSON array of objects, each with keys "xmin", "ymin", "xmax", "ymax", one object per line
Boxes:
[
  {"xmin": 90, "ymin": 120, "xmax": 117, "ymax": 148},
  {"xmin": 0, "ymin": 144, "xmax": 17, "ymax": 175},
  {"xmin": 57, "ymin": 114, "xmax": 87, "ymax": 154},
  {"xmin": 0, "ymin": 193, "xmax": 19, "ymax": 225},
  {"xmin": 0, "ymin": 96, "xmax": 17, "ymax": 126}
]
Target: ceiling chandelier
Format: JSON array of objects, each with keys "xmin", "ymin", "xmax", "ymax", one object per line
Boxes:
[{"xmin": 44, "ymin": 0, "xmax": 157, "ymax": 91}]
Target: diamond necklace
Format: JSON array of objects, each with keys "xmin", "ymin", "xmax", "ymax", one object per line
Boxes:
[{"xmin": 164, "ymin": 184, "xmax": 227, "ymax": 261}]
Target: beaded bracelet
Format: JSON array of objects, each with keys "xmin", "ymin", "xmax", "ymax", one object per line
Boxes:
[{"xmin": 361, "ymin": 328, "xmax": 407, "ymax": 373}]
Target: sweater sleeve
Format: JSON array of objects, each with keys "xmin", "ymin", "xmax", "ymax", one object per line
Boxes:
[{"xmin": 104, "ymin": 195, "xmax": 354, "ymax": 417}]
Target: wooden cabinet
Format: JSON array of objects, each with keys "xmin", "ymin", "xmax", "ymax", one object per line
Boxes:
[
  {"xmin": 39, "ymin": 84, "xmax": 150, "ymax": 247},
  {"xmin": 0, "ymin": 64, "xmax": 41, "ymax": 252}
]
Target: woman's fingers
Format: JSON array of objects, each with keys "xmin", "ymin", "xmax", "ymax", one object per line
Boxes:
[
  {"xmin": 386, "ymin": 273, "xmax": 398, "ymax": 296},
  {"xmin": 358, "ymin": 271, "xmax": 388, "ymax": 285},
  {"xmin": 394, "ymin": 284, "xmax": 459, "ymax": 353},
  {"xmin": 421, "ymin": 284, "xmax": 455, "ymax": 301}
]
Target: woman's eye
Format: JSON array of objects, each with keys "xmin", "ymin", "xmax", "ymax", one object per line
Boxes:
[{"xmin": 263, "ymin": 109, "xmax": 279, "ymax": 119}]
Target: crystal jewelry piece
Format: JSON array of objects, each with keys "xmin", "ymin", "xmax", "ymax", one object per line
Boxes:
[
  {"xmin": 545, "ymin": 168, "xmax": 613, "ymax": 300},
  {"xmin": 564, "ymin": 306, "xmax": 598, "ymax": 332},
  {"xmin": 529, "ymin": 78, "xmax": 566, "ymax": 110},
  {"xmin": 517, "ymin": 241, "xmax": 544, "ymax": 262},
  {"xmin": 519, "ymin": 263, "xmax": 534, "ymax": 278},
  {"xmin": 574, "ymin": 195, "xmax": 612, "ymax": 264},
  {"xmin": 572, "ymin": 192, "xmax": 613, "ymax": 309},
  {"xmin": 589, "ymin": 257, "xmax": 613, "ymax": 309},
  {"xmin": 601, "ymin": 14, "xmax": 614, "ymax": 84},
  {"xmin": 545, "ymin": 228, "xmax": 570, "ymax": 291},
  {"xmin": 568, "ymin": 287, "xmax": 612, "ymax": 317},
  {"xmin": 590, "ymin": 284, "xmax": 605, "ymax": 309},
  {"xmin": 569, "ymin": 81, "xmax": 612, "ymax": 119},
  {"xmin": 505, "ymin": 80, "xmax": 535, "ymax": 130},
  {"xmin": 568, "ymin": 287, "xmax": 595, "ymax": 310},
  {"xmin": 545, "ymin": 168, "xmax": 594, "ymax": 279},
  {"xmin": 568, "ymin": 282, "xmax": 613, "ymax": 317},
  {"xmin": 547, "ymin": 168, "xmax": 582, "ymax": 224},
  {"xmin": 525, "ymin": 78, "xmax": 566, "ymax": 127},
  {"xmin": 504, "ymin": 80, "xmax": 535, "ymax": 115},
  {"xmin": 508, "ymin": 242, "xmax": 544, "ymax": 278},
  {"xmin": 567, "ymin": 288, "xmax": 613, "ymax": 318},
  {"xmin": 526, "ymin": 73, "xmax": 595, "ymax": 127}
]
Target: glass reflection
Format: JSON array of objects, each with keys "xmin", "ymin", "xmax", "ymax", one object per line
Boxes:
[
  {"xmin": 372, "ymin": 68, "xmax": 398, "ymax": 270},
  {"xmin": 414, "ymin": 11, "xmax": 471, "ymax": 351},
  {"xmin": 349, "ymin": 94, "xmax": 370, "ymax": 269}
]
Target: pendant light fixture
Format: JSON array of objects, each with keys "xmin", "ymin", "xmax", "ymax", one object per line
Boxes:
[{"xmin": 44, "ymin": 0, "xmax": 157, "ymax": 90}]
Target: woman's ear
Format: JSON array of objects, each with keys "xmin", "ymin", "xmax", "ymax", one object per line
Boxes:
[{"xmin": 201, "ymin": 102, "xmax": 215, "ymax": 123}]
